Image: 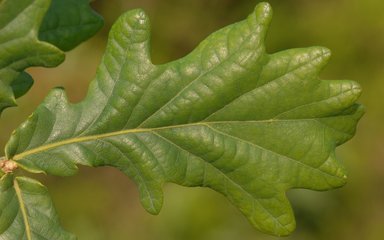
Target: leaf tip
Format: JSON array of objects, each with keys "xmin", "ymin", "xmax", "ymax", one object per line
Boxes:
[
  {"xmin": 44, "ymin": 87, "xmax": 69, "ymax": 106},
  {"xmin": 275, "ymin": 223, "xmax": 296, "ymax": 237},
  {"xmin": 318, "ymin": 46, "xmax": 332, "ymax": 60},
  {"xmin": 138, "ymin": 184, "xmax": 164, "ymax": 215},
  {"xmin": 254, "ymin": 2, "xmax": 273, "ymax": 25},
  {"xmin": 249, "ymin": 207, "xmax": 296, "ymax": 237},
  {"xmin": 293, "ymin": 46, "xmax": 332, "ymax": 73},
  {"xmin": 120, "ymin": 8, "xmax": 150, "ymax": 30},
  {"xmin": 310, "ymin": 46, "xmax": 332, "ymax": 67},
  {"xmin": 350, "ymin": 81, "xmax": 363, "ymax": 97}
]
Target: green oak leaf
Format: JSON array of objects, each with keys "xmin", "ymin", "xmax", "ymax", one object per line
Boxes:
[
  {"xmin": 0, "ymin": 0, "xmax": 103, "ymax": 115},
  {"xmin": 4, "ymin": 2, "xmax": 363, "ymax": 236},
  {"xmin": 0, "ymin": 0, "xmax": 64, "ymax": 114},
  {"xmin": 0, "ymin": 174, "xmax": 75, "ymax": 239},
  {"xmin": 10, "ymin": 72, "xmax": 34, "ymax": 99},
  {"xmin": 39, "ymin": 0, "xmax": 104, "ymax": 51}
]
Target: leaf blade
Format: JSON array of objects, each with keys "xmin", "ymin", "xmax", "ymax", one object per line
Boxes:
[
  {"xmin": 0, "ymin": 175, "xmax": 75, "ymax": 240},
  {"xmin": 10, "ymin": 72, "xmax": 34, "ymax": 99},
  {"xmin": 0, "ymin": 0, "xmax": 65, "ymax": 113},
  {"xmin": 39, "ymin": 0, "xmax": 104, "ymax": 51},
  {"xmin": 5, "ymin": 2, "xmax": 364, "ymax": 236},
  {"xmin": 0, "ymin": 0, "xmax": 103, "ymax": 114}
]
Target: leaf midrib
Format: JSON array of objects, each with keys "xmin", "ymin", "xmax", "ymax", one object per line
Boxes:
[
  {"xmin": 13, "ymin": 179, "xmax": 32, "ymax": 240},
  {"xmin": 13, "ymin": 122, "xmax": 207, "ymax": 160},
  {"xmin": 12, "ymin": 120, "xmax": 266, "ymax": 160},
  {"xmin": 11, "ymin": 117, "xmax": 351, "ymax": 163}
]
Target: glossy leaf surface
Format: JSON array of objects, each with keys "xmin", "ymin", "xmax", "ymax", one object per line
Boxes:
[{"xmin": 5, "ymin": 2, "xmax": 363, "ymax": 236}]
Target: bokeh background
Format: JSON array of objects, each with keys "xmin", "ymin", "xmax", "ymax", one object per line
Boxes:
[{"xmin": 1, "ymin": 0, "xmax": 383, "ymax": 239}]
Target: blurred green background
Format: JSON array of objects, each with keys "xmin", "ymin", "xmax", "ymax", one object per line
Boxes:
[{"xmin": 1, "ymin": 0, "xmax": 383, "ymax": 239}]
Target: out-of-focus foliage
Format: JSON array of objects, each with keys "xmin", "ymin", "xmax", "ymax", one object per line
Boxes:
[
  {"xmin": 39, "ymin": 0, "xmax": 104, "ymax": 51},
  {"xmin": 0, "ymin": 0, "xmax": 382, "ymax": 239},
  {"xmin": 0, "ymin": 0, "xmax": 103, "ymax": 115},
  {"xmin": 0, "ymin": 0, "xmax": 64, "ymax": 114}
]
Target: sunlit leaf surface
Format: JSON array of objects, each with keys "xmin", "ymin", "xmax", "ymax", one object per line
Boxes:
[{"xmin": 4, "ymin": 2, "xmax": 363, "ymax": 237}]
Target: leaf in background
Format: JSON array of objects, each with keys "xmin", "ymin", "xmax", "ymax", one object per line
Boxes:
[
  {"xmin": 0, "ymin": 0, "xmax": 64, "ymax": 114},
  {"xmin": 5, "ymin": 2, "xmax": 364, "ymax": 236},
  {"xmin": 39, "ymin": 0, "xmax": 104, "ymax": 51},
  {"xmin": 0, "ymin": 174, "xmax": 75, "ymax": 239},
  {"xmin": 0, "ymin": 0, "xmax": 103, "ymax": 115},
  {"xmin": 10, "ymin": 72, "xmax": 34, "ymax": 99}
]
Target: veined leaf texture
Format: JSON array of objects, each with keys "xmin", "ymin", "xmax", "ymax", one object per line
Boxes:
[{"xmin": 1, "ymin": 1, "xmax": 363, "ymax": 238}]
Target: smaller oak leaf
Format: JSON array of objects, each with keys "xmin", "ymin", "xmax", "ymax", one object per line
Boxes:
[
  {"xmin": 0, "ymin": 0, "xmax": 64, "ymax": 113},
  {"xmin": 5, "ymin": 2, "xmax": 363, "ymax": 236},
  {"xmin": 0, "ymin": 174, "xmax": 75, "ymax": 240},
  {"xmin": 0, "ymin": 0, "xmax": 104, "ymax": 115}
]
